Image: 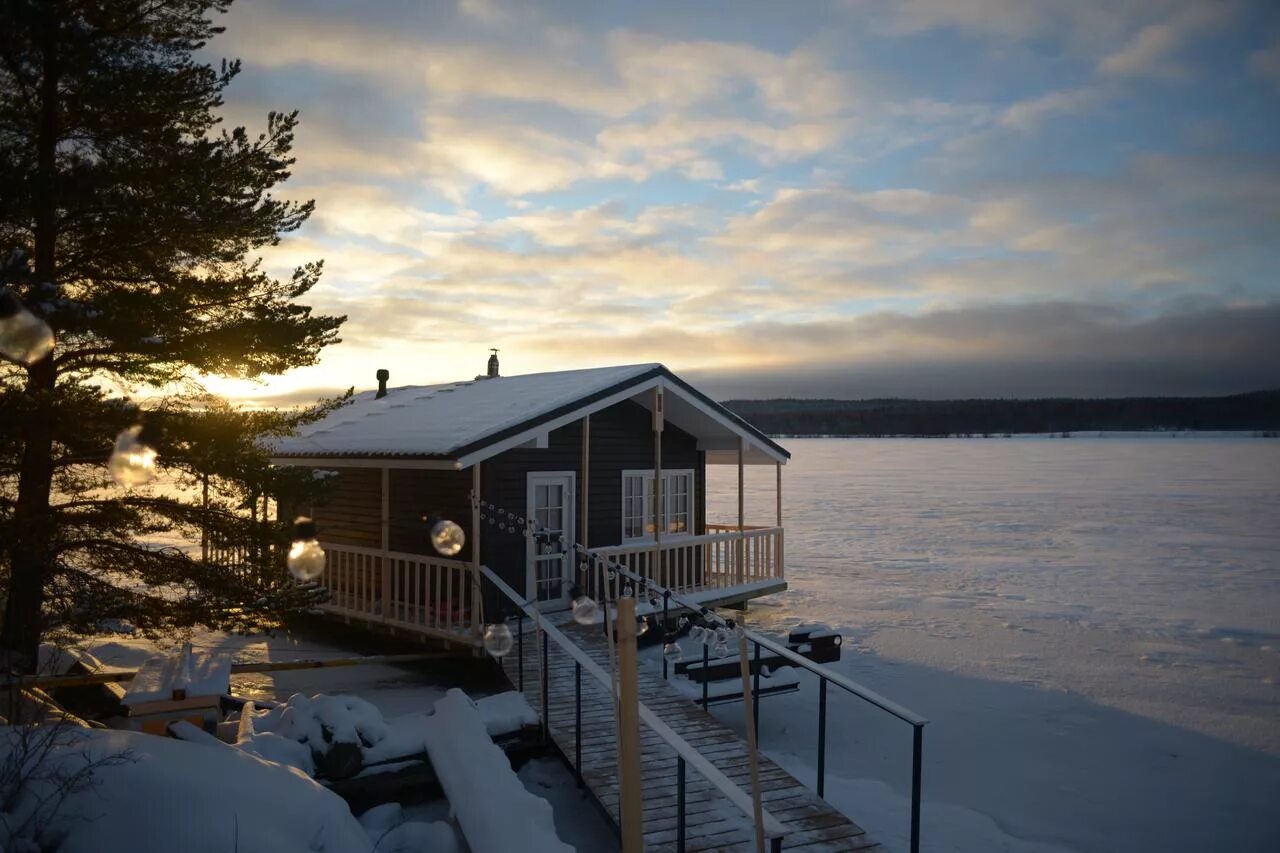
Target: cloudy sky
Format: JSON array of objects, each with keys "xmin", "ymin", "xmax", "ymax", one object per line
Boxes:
[{"xmin": 206, "ymin": 0, "xmax": 1280, "ymax": 403}]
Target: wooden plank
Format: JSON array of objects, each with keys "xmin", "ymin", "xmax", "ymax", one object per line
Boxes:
[{"xmin": 497, "ymin": 613, "xmax": 879, "ymax": 852}]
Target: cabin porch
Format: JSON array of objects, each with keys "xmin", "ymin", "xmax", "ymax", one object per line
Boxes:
[{"xmin": 316, "ymin": 520, "xmax": 786, "ymax": 647}]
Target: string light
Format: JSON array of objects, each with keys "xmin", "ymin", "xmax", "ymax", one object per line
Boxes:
[
  {"xmin": 0, "ymin": 288, "xmax": 54, "ymax": 365},
  {"xmin": 108, "ymin": 424, "xmax": 158, "ymax": 487},
  {"xmin": 712, "ymin": 639, "xmax": 731, "ymax": 658},
  {"xmin": 636, "ymin": 615, "xmax": 650, "ymax": 637},
  {"xmin": 422, "ymin": 514, "xmax": 465, "ymax": 556},
  {"xmin": 663, "ymin": 641, "xmax": 683, "ymax": 663},
  {"xmin": 483, "ymin": 622, "xmax": 514, "ymax": 658},
  {"xmin": 287, "ymin": 516, "xmax": 326, "ymax": 581}
]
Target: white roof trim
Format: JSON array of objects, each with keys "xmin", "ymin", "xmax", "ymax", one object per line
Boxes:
[{"xmin": 455, "ymin": 376, "xmax": 663, "ymax": 467}]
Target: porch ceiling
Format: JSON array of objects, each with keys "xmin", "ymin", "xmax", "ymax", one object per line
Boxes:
[{"xmin": 623, "ymin": 387, "xmax": 785, "ymax": 465}]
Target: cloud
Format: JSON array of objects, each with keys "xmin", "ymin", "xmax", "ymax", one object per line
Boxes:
[
  {"xmin": 686, "ymin": 300, "xmax": 1280, "ymax": 399},
  {"xmin": 1098, "ymin": 3, "xmax": 1236, "ymax": 78},
  {"xmin": 997, "ymin": 87, "xmax": 1106, "ymax": 132},
  {"xmin": 1251, "ymin": 35, "xmax": 1280, "ymax": 90}
]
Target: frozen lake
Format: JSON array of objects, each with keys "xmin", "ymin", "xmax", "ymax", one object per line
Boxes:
[{"xmin": 706, "ymin": 436, "xmax": 1280, "ymax": 852}]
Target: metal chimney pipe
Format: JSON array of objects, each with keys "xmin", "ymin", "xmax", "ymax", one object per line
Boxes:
[
  {"xmin": 487, "ymin": 348, "xmax": 500, "ymax": 378},
  {"xmin": 376, "ymin": 368, "xmax": 389, "ymax": 398}
]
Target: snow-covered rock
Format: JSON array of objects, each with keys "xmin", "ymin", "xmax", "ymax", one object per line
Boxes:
[{"xmin": 0, "ymin": 726, "xmax": 373, "ymax": 853}]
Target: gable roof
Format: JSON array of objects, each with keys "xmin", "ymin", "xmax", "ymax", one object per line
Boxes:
[{"xmin": 270, "ymin": 363, "xmax": 788, "ymax": 467}]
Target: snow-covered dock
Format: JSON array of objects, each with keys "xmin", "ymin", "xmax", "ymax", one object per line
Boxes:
[{"xmin": 502, "ymin": 614, "xmax": 879, "ymax": 852}]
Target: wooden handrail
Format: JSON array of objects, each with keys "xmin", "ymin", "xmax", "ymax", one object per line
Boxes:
[
  {"xmin": 478, "ymin": 564, "xmax": 789, "ymax": 844},
  {"xmin": 594, "ymin": 526, "xmax": 781, "ymax": 557}
]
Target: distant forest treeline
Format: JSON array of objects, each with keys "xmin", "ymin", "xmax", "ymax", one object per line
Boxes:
[{"xmin": 722, "ymin": 390, "xmax": 1280, "ymax": 437}]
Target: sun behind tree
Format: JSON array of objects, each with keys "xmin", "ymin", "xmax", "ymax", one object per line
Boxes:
[{"xmin": 0, "ymin": 0, "xmax": 346, "ymax": 669}]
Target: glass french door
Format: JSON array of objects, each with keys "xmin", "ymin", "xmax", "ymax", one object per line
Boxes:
[{"xmin": 526, "ymin": 471, "xmax": 575, "ymax": 610}]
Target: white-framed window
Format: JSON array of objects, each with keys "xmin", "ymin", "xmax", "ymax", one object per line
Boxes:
[{"xmin": 621, "ymin": 469, "xmax": 695, "ymax": 541}]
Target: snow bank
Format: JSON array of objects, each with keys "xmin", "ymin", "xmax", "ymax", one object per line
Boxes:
[
  {"xmin": 475, "ymin": 691, "xmax": 538, "ymax": 736},
  {"xmin": 423, "ymin": 689, "xmax": 573, "ymax": 853},
  {"xmin": 359, "ymin": 802, "xmax": 460, "ymax": 853},
  {"xmin": 0, "ymin": 726, "xmax": 372, "ymax": 853}
]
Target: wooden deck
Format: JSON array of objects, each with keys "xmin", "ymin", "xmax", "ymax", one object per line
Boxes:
[{"xmin": 501, "ymin": 614, "xmax": 879, "ymax": 852}]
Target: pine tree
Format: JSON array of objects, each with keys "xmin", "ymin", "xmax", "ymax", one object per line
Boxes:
[{"xmin": 0, "ymin": 0, "xmax": 345, "ymax": 669}]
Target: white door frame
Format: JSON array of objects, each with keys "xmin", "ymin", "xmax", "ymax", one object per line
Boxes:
[{"xmin": 526, "ymin": 470, "xmax": 576, "ymax": 610}]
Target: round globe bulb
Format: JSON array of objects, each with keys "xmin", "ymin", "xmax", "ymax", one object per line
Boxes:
[
  {"xmin": 571, "ymin": 594, "xmax": 598, "ymax": 625},
  {"xmin": 636, "ymin": 616, "xmax": 650, "ymax": 637},
  {"xmin": 663, "ymin": 642, "xmax": 683, "ymax": 663},
  {"xmin": 0, "ymin": 292, "xmax": 55, "ymax": 365},
  {"xmin": 287, "ymin": 538, "xmax": 326, "ymax": 581},
  {"xmin": 108, "ymin": 425, "xmax": 158, "ymax": 487},
  {"xmin": 430, "ymin": 518, "xmax": 466, "ymax": 556},
  {"xmin": 712, "ymin": 640, "xmax": 730, "ymax": 658},
  {"xmin": 483, "ymin": 622, "xmax": 514, "ymax": 658}
]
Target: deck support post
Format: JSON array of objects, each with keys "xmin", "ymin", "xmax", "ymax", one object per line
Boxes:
[
  {"xmin": 615, "ymin": 595, "xmax": 644, "ymax": 853},
  {"xmin": 653, "ymin": 386, "xmax": 664, "ymax": 589},
  {"xmin": 737, "ymin": 629, "xmax": 766, "ymax": 853},
  {"xmin": 911, "ymin": 723, "xmax": 924, "ymax": 853},
  {"xmin": 752, "ymin": 641, "xmax": 761, "ymax": 741},
  {"xmin": 737, "ymin": 438, "xmax": 745, "ymax": 585},
  {"xmin": 775, "ymin": 462, "xmax": 783, "ymax": 579},
  {"xmin": 472, "ymin": 464, "xmax": 481, "ymax": 639},
  {"xmin": 677, "ymin": 756, "xmax": 687, "ymax": 853},
  {"xmin": 575, "ymin": 661, "xmax": 583, "ymax": 787},
  {"xmin": 540, "ymin": 629, "xmax": 549, "ymax": 744},
  {"xmin": 581, "ymin": 416, "xmax": 590, "ymax": 591},
  {"xmin": 380, "ymin": 467, "xmax": 390, "ymax": 619},
  {"xmin": 817, "ymin": 678, "xmax": 827, "ymax": 797}
]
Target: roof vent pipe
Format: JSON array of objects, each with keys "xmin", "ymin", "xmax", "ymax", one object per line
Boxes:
[
  {"xmin": 487, "ymin": 348, "xmax": 500, "ymax": 378},
  {"xmin": 376, "ymin": 368, "xmax": 389, "ymax": 399}
]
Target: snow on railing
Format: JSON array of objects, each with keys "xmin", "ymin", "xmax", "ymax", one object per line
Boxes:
[
  {"xmin": 593, "ymin": 526, "xmax": 784, "ymax": 594},
  {"xmin": 321, "ymin": 543, "xmax": 477, "ymax": 643}
]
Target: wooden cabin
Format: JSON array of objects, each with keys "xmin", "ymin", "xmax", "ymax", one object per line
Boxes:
[{"xmin": 271, "ymin": 359, "xmax": 790, "ymax": 647}]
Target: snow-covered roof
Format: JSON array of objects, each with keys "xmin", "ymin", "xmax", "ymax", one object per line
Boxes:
[{"xmin": 270, "ymin": 363, "xmax": 788, "ymax": 466}]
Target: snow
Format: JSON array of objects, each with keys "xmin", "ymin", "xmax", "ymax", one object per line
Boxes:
[
  {"xmin": 261, "ymin": 693, "xmax": 390, "ymax": 753},
  {"xmin": 0, "ymin": 726, "xmax": 373, "ymax": 853},
  {"xmin": 359, "ymin": 803, "xmax": 460, "ymax": 853},
  {"xmin": 422, "ymin": 688, "xmax": 573, "ymax": 853},
  {"xmin": 475, "ymin": 690, "xmax": 538, "ymax": 736},
  {"xmin": 121, "ymin": 647, "xmax": 230, "ymax": 705},
  {"xmin": 706, "ymin": 437, "xmax": 1280, "ymax": 853},
  {"xmin": 270, "ymin": 363, "xmax": 660, "ymax": 458}
]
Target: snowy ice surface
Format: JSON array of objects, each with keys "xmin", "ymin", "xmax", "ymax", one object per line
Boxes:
[
  {"xmin": 423, "ymin": 688, "xmax": 573, "ymax": 853},
  {"xmin": 706, "ymin": 436, "xmax": 1280, "ymax": 853}
]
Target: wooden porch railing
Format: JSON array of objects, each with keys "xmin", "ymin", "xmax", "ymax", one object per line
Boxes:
[
  {"xmin": 321, "ymin": 542, "xmax": 479, "ymax": 644},
  {"xmin": 593, "ymin": 526, "xmax": 784, "ymax": 595}
]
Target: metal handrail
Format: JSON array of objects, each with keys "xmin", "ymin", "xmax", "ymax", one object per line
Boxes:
[
  {"xmin": 747, "ymin": 630, "xmax": 928, "ymax": 727},
  {"xmin": 601, "ymin": 555, "xmax": 929, "ymax": 853},
  {"xmin": 478, "ymin": 564, "xmax": 788, "ymax": 849}
]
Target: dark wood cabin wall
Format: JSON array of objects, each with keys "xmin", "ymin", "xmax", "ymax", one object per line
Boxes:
[
  {"xmin": 308, "ymin": 467, "xmax": 380, "ymax": 548},
  {"xmin": 480, "ymin": 400, "xmax": 701, "ymax": 609},
  {"xmin": 388, "ymin": 468, "xmax": 474, "ymax": 561}
]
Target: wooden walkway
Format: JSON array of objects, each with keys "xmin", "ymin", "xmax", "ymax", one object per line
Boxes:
[{"xmin": 501, "ymin": 615, "xmax": 879, "ymax": 852}]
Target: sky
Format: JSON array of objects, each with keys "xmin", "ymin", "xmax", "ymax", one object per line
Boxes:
[{"xmin": 204, "ymin": 0, "xmax": 1280, "ymax": 403}]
